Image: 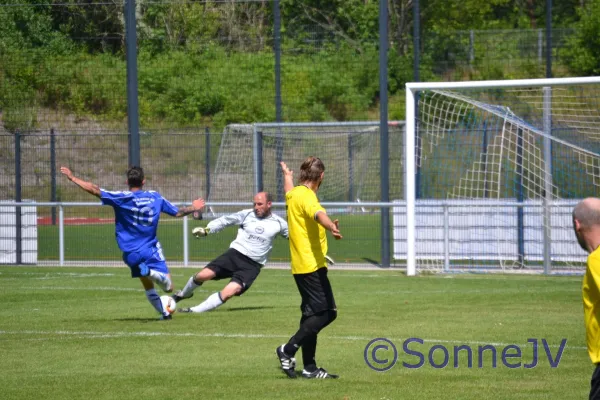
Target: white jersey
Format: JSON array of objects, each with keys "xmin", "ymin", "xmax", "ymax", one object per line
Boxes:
[{"xmin": 206, "ymin": 209, "xmax": 288, "ymax": 265}]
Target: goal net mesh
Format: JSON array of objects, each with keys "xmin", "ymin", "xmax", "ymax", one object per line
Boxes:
[
  {"xmin": 412, "ymin": 84, "xmax": 600, "ymax": 272},
  {"xmin": 209, "ymin": 122, "xmax": 404, "ymax": 213}
]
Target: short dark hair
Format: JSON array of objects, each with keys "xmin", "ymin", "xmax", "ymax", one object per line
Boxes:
[
  {"xmin": 127, "ymin": 166, "xmax": 144, "ymax": 188},
  {"xmin": 299, "ymin": 156, "xmax": 325, "ymax": 183}
]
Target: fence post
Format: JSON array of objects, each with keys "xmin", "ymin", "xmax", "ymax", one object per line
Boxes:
[
  {"xmin": 51, "ymin": 128, "xmax": 57, "ymax": 225},
  {"xmin": 205, "ymin": 127, "xmax": 211, "ymax": 200},
  {"xmin": 125, "ymin": 0, "xmax": 140, "ymax": 167},
  {"xmin": 273, "ymin": 0, "xmax": 283, "ymax": 201},
  {"xmin": 15, "ymin": 131, "xmax": 22, "ymax": 265},
  {"xmin": 183, "ymin": 215, "xmax": 188, "ymax": 267},
  {"xmin": 379, "ymin": 0, "xmax": 390, "ymax": 268},
  {"xmin": 59, "ymin": 204, "xmax": 64, "ymax": 266},
  {"xmin": 546, "ymin": 0, "xmax": 553, "ymax": 78},
  {"xmin": 348, "ymin": 133, "xmax": 354, "ymax": 201},
  {"xmin": 253, "ymin": 126, "xmax": 263, "ymax": 193}
]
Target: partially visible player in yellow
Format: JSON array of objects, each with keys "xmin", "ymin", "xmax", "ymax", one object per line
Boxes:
[
  {"xmin": 573, "ymin": 197, "xmax": 600, "ymax": 400},
  {"xmin": 275, "ymin": 157, "xmax": 342, "ymax": 379}
]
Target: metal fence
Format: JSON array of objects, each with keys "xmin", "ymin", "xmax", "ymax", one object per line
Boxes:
[{"xmin": 0, "ymin": 1, "xmax": 586, "ymax": 269}]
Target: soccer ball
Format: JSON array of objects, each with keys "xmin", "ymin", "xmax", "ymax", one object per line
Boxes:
[{"xmin": 160, "ymin": 295, "xmax": 177, "ymax": 315}]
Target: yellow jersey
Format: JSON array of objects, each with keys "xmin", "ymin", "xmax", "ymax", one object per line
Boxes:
[
  {"xmin": 583, "ymin": 246, "xmax": 600, "ymax": 363},
  {"xmin": 285, "ymin": 185, "xmax": 327, "ymax": 274}
]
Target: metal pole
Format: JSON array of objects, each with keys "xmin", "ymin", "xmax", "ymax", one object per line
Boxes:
[
  {"xmin": 183, "ymin": 215, "xmax": 188, "ymax": 267},
  {"xmin": 543, "ymin": 87, "xmax": 553, "ymax": 274},
  {"xmin": 546, "ymin": 0, "xmax": 552, "ymax": 78},
  {"xmin": 51, "ymin": 128, "xmax": 57, "ymax": 225},
  {"xmin": 254, "ymin": 129, "xmax": 263, "ymax": 193},
  {"xmin": 413, "ymin": 0, "xmax": 422, "ymax": 199},
  {"xmin": 516, "ymin": 127, "xmax": 525, "ymax": 268},
  {"xmin": 15, "ymin": 131, "xmax": 22, "ymax": 265},
  {"xmin": 273, "ymin": 0, "xmax": 283, "ymax": 201},
  {"xmin": 348, "ymin": 134, "xmax": 354, "ymax": 201},
  {"xmin": 205, "ymin": 127, "xmax": 211, "ymax": 200},
  {"xmin": 125, "ymin": 0, "xmax": 140, "ymax": 167},
  {"xmin": 379, "ymin": 0, "xmax": 390, "ymax": 268},
  {"xmin": 405, "ymin": 89, "xmax": 416, "ymax": 276},
  {"xmin": 413, "ymin": 0, "xmax": 420, "ymax": 82},
  {"xmin": 59, "ymin": 204, "xmax": 64, "ymax": 266}
]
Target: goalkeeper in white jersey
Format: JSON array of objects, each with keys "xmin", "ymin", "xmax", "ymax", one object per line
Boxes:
[{"xmin": 174, "ymin": 192, "xmax": 288, "ymax": 313}]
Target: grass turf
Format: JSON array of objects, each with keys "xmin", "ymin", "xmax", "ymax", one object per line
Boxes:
[
  {"xmin": 37, "ymin": 213, "xmax": 386, "ymax": 264},
  {"xmin": 0, "ymin": 266, "xmax": 589, "ymax": 399}
]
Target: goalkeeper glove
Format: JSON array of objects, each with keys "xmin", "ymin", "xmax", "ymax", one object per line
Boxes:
[
  {"xmin": 192, "ymin": 227, "xmax": 210, "ymax": 238},
  {"xmin": 325, "ymin": 255, "xmax": 335, "ymax": 265}
]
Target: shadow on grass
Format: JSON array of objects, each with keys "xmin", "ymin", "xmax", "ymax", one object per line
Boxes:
[{"xmin": 362, "ymin": 258, "xmax": 381, "ymax": 267}]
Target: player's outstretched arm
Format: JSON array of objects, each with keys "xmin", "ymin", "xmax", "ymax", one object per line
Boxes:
[
  {"xmin": 60, "ymin": 166, "xmax": 101, "ymax": 198},
  {"xmin": 315, "ymin": 211, "xmax": 342, "ymax": 240},
  {"xmin": 280, "ymin": 161, "xmax": 294, "ymax": 194},
  {"xmin": 176, "ymin": 198, "xmax": 205, "ymax": 218}
]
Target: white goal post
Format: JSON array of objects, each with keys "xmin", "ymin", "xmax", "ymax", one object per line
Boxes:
[{"xmin": 405, "ymin": 77, "xmax": 600, "ymax": 276}]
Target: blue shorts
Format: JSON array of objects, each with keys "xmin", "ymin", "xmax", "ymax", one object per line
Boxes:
[{"xmin": 122, "ymin": 242, "xmax": 169, "ymax": 278}]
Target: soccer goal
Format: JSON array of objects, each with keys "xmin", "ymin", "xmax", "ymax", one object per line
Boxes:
[
  {"xmin": 404, "ymin": 77, "xmax": 600, "ymax": 275},
  {"xmin": 208, "ymin": 121, "xmax": 405, "ymax": 211}
]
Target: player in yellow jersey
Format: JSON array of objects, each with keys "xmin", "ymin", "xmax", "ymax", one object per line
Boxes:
[
  {"xmin": 275, "ymin": 157, "xmax": 342, "ymax": 379},
  {"xmin": 573, "ymin": 197, "xmax": 600, "ymax": 399}
]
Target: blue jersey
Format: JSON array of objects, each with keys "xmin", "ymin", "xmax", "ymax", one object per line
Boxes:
[{"xmin": 100, "ymin": 189, "xmax": 179, "ymax": 252}]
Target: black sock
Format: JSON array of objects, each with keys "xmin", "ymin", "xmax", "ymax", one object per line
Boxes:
[
  {"xmin": 283, "ymin": 343, "xmax": 299, "ymax": 356},
  {"xmin": 302, "ymin": 334, "xmax": 317, "ymax": 371}
]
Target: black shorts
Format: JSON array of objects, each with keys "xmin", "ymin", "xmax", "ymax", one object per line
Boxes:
[
  {"xmin": 205, "ymin": 248, "xmax": 262, "ymax": 295},
  {"xmin": 591, "ymin": 363, "xmax": 600, "ymax": 400},
  {"xmin": 293, "ymin": 267, "xmax": 336, "ymax": 316}
]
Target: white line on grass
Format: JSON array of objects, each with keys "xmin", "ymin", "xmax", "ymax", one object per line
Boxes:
[
  {"xmin": 0, "ymin": 330, "xmax": 586, "ymax": 350},
  {"xmin": 10, "ymin": 285, "xmax": 577, "ymax": 295},
  {"xmin": 0, "ymin": 272, "xmax": 116, "ymax": 278}
]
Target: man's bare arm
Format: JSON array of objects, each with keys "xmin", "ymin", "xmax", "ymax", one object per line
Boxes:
[
  {"xmin": 60, "ymin": 166, "xmax": 101, "ymax": 198},
  {"xmin": 280, "ymin": 161, "xmax": 294, "ymax": 194},
  {"xmin": 315, "ymin": 210, "xmax": 342, "ymax": 240},
  {"xmin": 175, "ymin": 198, "xmax": 205, "ymax": 218}
]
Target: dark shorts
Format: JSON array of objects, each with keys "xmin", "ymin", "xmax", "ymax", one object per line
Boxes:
[
  {"xmin": 205, "ymin": 248, "xmax": 262, "ymax": 295},
  {"xmin": 591, "ymin": 363, "xmax": 600, "ymax": 400},
  {"xmin": 293, "ymin": 267, "xmax": 336, "ymax": 317},
  {"xmin": 122, "ymin": 242, "xmax": 169, "ymax": 278}
]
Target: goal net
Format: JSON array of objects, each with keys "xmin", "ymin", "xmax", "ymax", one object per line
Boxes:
[
  {"xmin": 208, "ymin": 122, "xmax": 404, "ymax": 214},
  {"xmin": 403, "ymin": 77, "xmax": 600, "ymax": 275}
]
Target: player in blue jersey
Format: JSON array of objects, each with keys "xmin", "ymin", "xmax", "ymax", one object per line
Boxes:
[{"xmin": 60, "ymin": 165, "xmax": 205, "ymax": 320}]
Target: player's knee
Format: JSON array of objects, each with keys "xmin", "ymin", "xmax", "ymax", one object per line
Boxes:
[
  {"xmin": 220, "ymin": 291, "xmax": 234, "ymax": 302},
  {"xmin": 194, "ymin": 270, "xmax": 209, "ymax": 284},
  {"xmin": 222, "ymin": 284, "xmax": 243, "ymax": 300}
]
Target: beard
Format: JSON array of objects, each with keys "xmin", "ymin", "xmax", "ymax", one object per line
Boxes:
[{"xmin": 576, "ymin": 233, "xmax": 589, "ymax": 253}]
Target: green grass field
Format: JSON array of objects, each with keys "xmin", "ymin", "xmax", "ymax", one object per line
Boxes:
[
  {"xmin": 37, "ymin": 213, "xmax": 387, "ymax": 264},
  {"xmin": 0, "ymin": 266, "xmax": 590, "ymax": 400}
]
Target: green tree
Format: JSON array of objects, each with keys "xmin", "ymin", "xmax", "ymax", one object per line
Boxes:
[{"xmin": 561, "ymin": 0, "xmax": 600, "ymax": 75}]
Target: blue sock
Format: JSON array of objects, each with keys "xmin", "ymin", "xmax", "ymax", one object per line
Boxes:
[{"xmin": 145, "ymin": 288, "xmax": 163, "ymax": 314}]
